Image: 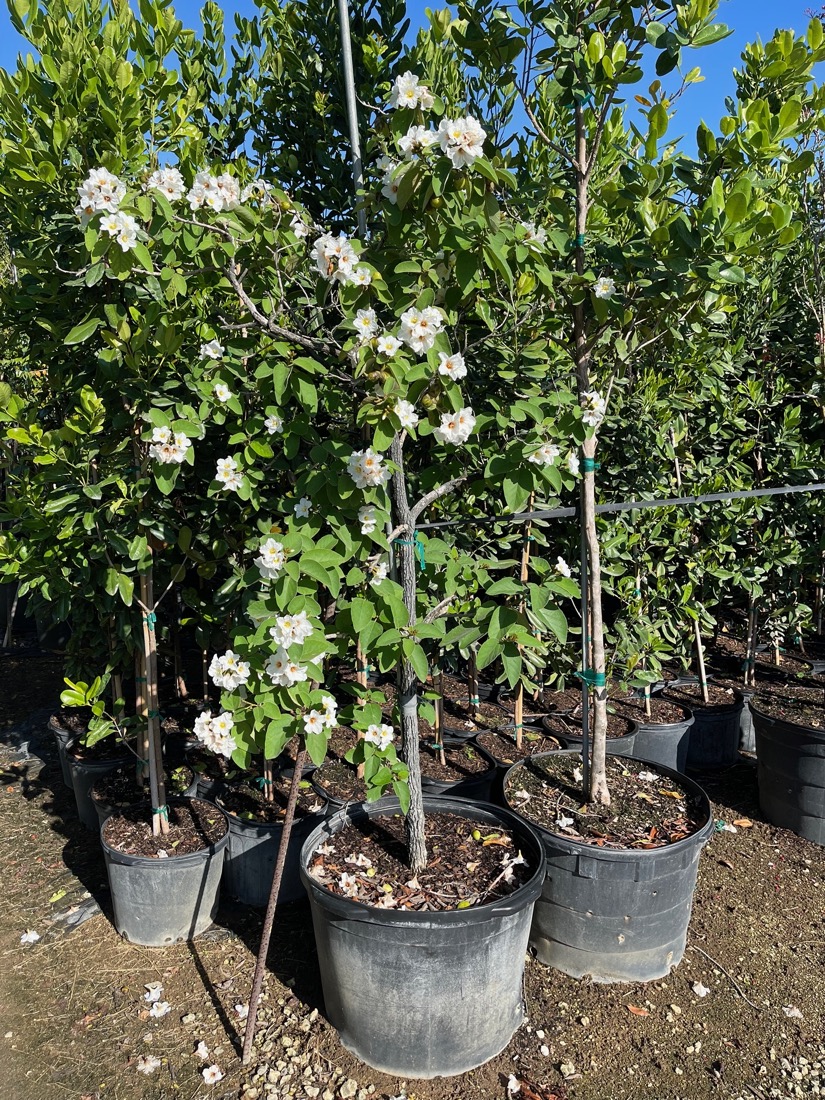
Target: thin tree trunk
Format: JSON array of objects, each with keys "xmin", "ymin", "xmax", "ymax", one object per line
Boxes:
[
  {"xmin": 140, "ymin": 569, "xmax": 169, "ymax": 836},
  {"xmin": 514, "ymin": 493, "xmax": 535, "ymax": 750},
  {"xmin": 432, "ymin": 658, "xmax": 446, "ymax": 766},
  {"xmin": 745, "ymin": 598, "xmax": 758, "ymax": 689},
  {"xmin": 355, "ymin": 640, "xmax": 367, "ymax": 779},
  {"xmin": 390, "ymin": 434, "xmax": 427, "ymax": 875},
  {"xmin": 135, "ymin": 649, "xmax": 148, "ymax": 789},
  {"xmin": 242, "ymin": 749, "xmax": 307, "ymax": 1063},
  {"xmin": 693, "ymin": 618, "xmax": 710, "ymax": 705}
]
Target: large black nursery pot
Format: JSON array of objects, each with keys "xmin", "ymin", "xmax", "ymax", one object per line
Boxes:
[
  {"xmin": 67, "ymin": 736, "xmax": 133, "ymax": 830},
  {"xmin": 48, "ymin": 714, "xmax": 78, "ymax": 789},
  {"xmin": 752, "ymin": 702, "xmax": 825, "ymax": 845},
  {"xmin": 101, "ymin": 797, "xmax": 229, "ymax": 946},
  {"xmin": 504, "ymin": 752, "xmax": 714, "ymax": 983},
  {"xmin": 419, "ymin": 736, "xmax": 498, "ymax": 803},
  {"xmin": 299, "ymin": 795, "xmax": 545, "ymax": 1079},
  {"xmin": 670, "ymin": 679, "xmax": 743, "ymax": 769},
  {"xmin": 631, "ymin": 706, "xmax": 695, "ymax": 773}
]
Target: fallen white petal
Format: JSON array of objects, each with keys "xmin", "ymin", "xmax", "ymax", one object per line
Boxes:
[
  {"xmin": 195, "ymin": 1040, "xmax": 210, "ymax": 1060},
  {"xmin": 234, "ymin": 1003, "xmax": 249, "ymax": 1019},
  {"xmin": 20, "ymin": 930, "xmax": 40, "ymax": 944},
  {"xmin": 783, "ymin": 1005, "xmax": 804, "ymax": 1019},
  {"xmin": 692, "ymin": 982, "xmax": 710, "ymax": 998},
  {"xmin": 136, "ymin": 1054, "xmax": 161, "ymax": 1075},
  {"xmin": 507, "ymin": 1074, "xmax": 521, "ymax": 1095}
]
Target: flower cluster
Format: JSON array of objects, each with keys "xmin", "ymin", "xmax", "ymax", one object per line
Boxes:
[
  {"xmin": 313, "ymin": 233, "xmax": 371, "ymax": 286},
  {"xmin": 389, "ymin": 72, "xmax": 434, "ymax": 110},
  {"xmin": 528, "ymin": 442, "xmax": 559, "ymax": 467},
  {"xmin": 187, "ymin": 170, "xmax": 240, "ymax": 213},
  {"xmin": 358, "ymin": 505, "xmax": 377, "ymax": 534},
  {"xmin": 379, "ymin": 160, "xmax": 401, "ymax": 205},
  {"xmin": 365, "ymin": 723, "xmax": 394, "ymax": 750},
  {"xmin": 398, "ymin": 125, "xmax": 437, "ymax": 159},
  {"xmin": 255, "ymin": 537, "xmax": 286, "ymax": 580},
  {"xmin": 265, "ymin": 648, "xmax": 308, "ymax": 687},
  {"xmin": 215, "ymin": 456, "xmax": 243, "ymax": 492},
  {"xmin": 269, "ymin": 610, "xmax": 313, "ymax": 649},
  {"xmin": 437, "ymin": 116, "xmax": 487, "ymax": 169},
  {"xmin": 521, "ymin": 221, "xmax": 548, "ymax": 248},
  {"xmin": 399, "ymin": 306, "xmax": 444, "ymax": 355},
  {"xmin": 145, "ymin": 166, "xmax": 185, "ymax": 202},
  {"xmin": 75, "ymin": 167, "xmax": 126, "ymax": 222},
  {"xmin": 353, "ymin": 308, "xmax": 378, "ymax": 341},
  {"xmin": 433, "ymin": 406, "xmax": 476, "ymax": 445},
  {"xmin": 580, "ymin": 390, "xmax": 606, "ymax": 428},
  {"xmin": 209, "ymin": 649, "xmax": 251, "ymax": 691},
  {"xmin": 394, "ymin": 398, "xmax": 419, "ymax": 430},
  {"xmin": 99, "ymin": 211, "xmax": 139, "ymax": 251},
  {"xmin": 303, "ymin": 695, "xmax": 338, "ymax": 736},
  {"xmin": 194, "ymin": 709, "xmax": 237, "ymax": 758},
  {"xmin": 148, "ymin": 425, "xmax": 191, "ymax": 465},
  {"xmin": 347, "ymin": 448, "xmax": 392, "ymax": 489}
]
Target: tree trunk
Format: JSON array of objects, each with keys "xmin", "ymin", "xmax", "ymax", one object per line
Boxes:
[
  {"xmin": 390, "ymin": 434, "xmax": 427, "ymax": 875},
  {"xmin": 140, "ymin": 568, "xmax": 169, "ymax": 836}
]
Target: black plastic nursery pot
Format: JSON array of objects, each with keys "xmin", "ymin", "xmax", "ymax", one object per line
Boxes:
[
  {"xmin": 752, "ymin": 704, "xmax": 825, "ymax": 845},
  {"xmin": 299, "ymin": 795, "xmax": 545, "ymax": 1079},
  {"xmin": 67, "ymin": 737, "xmax": 133, "ymax": 831},
  {"xmin": 419, "ymin": 737, "xmax": 498, "ymax": 803},
  {"xmin": 668, "ymin": 680, "xmax": 744, "ymax": 768},
  {"xmin": 101, "ymin": 798, "xmax": 230, "ymax": 946},
  {"xmin": 215, "ymin": 784, "xmax": 327, "ymax": 907},
  {"xmin": 48, "ymin": 714, "xmax": 78, "ymax": 789},
  {"xmin": 541, "ymin": 716, "xmax": 638, "ymax": 759},
  {"xmin": 631, "ymin": 709, "xmax": 695, "ymax": 773},
  {"xmin": 91, "ymin": 767, "xmax": 199, "ymax": 830},
  {"xmin": 503, "ymin": 752, "xmax": 714, "ymax": 983}
]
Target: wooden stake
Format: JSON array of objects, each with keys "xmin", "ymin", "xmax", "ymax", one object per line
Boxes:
[
  {"xmin": 140, "ymin": 569, "xmax": 169, "ymax": 836},
  {"xmin": 433, "ymin": 657, "xmax": 446, "ymax": 767},
  {"xmin": 242, "ymin": 749, "xmax": 307, "ymax": 1063},
  {"xmin": 693, "ymin": 618, "xmax": 710, "ymax": 705},
  {"xmin": 135, "ymin": 649, "xmax": 148, "ymax": 789},
  {"xmin": 355, "ymin": 640, "xmax": 367, "ymax": 779},
  {"xmin": 514, "ymin": 493, "xmax": 535, "ymax": 751},
  {"xmin": 745, "ymin": 599, "xmax": 758, "ymax": 689}
]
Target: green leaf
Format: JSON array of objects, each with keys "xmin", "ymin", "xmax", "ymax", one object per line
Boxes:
[{"xmin": 64, "ymin": 317, "xmax": 101, "ymax": 345}]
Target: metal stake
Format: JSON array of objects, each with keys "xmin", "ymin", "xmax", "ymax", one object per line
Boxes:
[{"xmin": 338, "ymin": 0, "xmax": 367, "ymax": 238}]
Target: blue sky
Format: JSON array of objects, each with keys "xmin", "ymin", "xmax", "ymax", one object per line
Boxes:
[{"xmin": 0, "ymin": 0, "xmax": 816, "ymax": 150}]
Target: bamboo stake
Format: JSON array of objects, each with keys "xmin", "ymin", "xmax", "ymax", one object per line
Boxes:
[
  {"xmin": 242, "ymin": 749, "xmax": 308, "ymax": 1063},
  {"xmin": 140, "ymin": 569, "xmax": 169, "ymax": 836},
  {"xmin": 432, "ymin": 657, "xmax": 446, "ymax": 767},
  {"xmin": 693, "ymin": 618, "xmax": 710, "ymax": 705},
  {"xmin": 514, "ymin": 493, "xmax": 535, "ymax": 751},
  {"xmin": 355, "ymin": 640, "xmax": 367, "ymax": 779},
  {"xmin": 468, "ymin": 648, "xmax": 480, "ymax": 722},
  {"xmin": 263, "ymin": 757, "xmax": 275, "ymax": 803},
  {"xmin": 745, "ymin": 599, "xmax": 758, "ymax": 689}
]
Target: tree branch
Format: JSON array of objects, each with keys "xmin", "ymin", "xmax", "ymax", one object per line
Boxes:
[
  {"xmin": 519, "ymin": 90, "xmax": 581, "ymax": 172},
  {"xmin": 424, "ymin": 596, "xmax": 453, "ymax": 624},
  {"xmin": 225, "ymin": 264, "xmax": 338, "ymax": 356},
  {"xmin": 410, "ymin": 475, "xmax": 469, "ymax": 524}
]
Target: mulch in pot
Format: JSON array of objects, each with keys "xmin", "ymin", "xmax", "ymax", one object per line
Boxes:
[
  {"xmin": 186, "ymin": 744, "xmax": 244, "ymax": 785},
  {"xmin": 475, "ymin": 728, "xmax": 564, "ymax": 766},
  {"xmin": 609, "ymin": 692, "xmax": 690, "ymax": 726},
  {"xmin": 50, "ymin": 709, "xmax": 90, "ymax": 735},
  {"xmin": 418, "ymin": 739, "xmax": 493, "ymax": 782},
  {"xmin": 217, "ymin": 774, "xmax": 325, "ymax": 823},
  {"xmin": 752, "ymin": 686, "xmax": 825, "ymax": 730},
  {"xmin": 663, "ymin": 682, "xmax": 740, "ymax": 709},
  {"xmin": 541, "ymin": 710, "xmax": 635, "ymax": 741},
  {"xmin": 102, "ymin": 797, "xmax": 227, "ymax": 858},
  {"xmin": 67, "ymin": 735, "xmax": 136, "ymax": 762},
  {"xmin": 91, "ymin": 764, "xmax": 196, "ymax": 809},
  {"xmin": 313, "ymin": 760, "xmax": 368, "ymax": 805},
  {"xmin": 307, "ymin": 809, "xmax": 534, "ymax": 911},
  {"xmin": 504, "ymin": 753, "xmax": 708, "ymax": 849}
]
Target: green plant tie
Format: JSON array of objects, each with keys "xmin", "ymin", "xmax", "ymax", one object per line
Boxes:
[
  {"xmin": 714, "ymin": 819, "xmax": 727, "ymax": 833},
  {"xmin": 633, "ymin": 589, "xmax": 641, "ymax": 597},
  {"xmin": 144, "ymin": 612, "xmax": 157, "ymax": 630},
  {"xmin": 135, "ymin": 676, "xmax": 147, "ymax": 682},
  {"xmin": 153, "ymin": 804, "xmax": 169, "ymax": 820},
  {"xmin": 393, "ymin": 533, "xmax": 426, "ymax": 571},
  {"xmin": 575, "ymin": 93, "xmax": 594, "ymax": 108},
  {"xmin": 741, "ymin": 658, "xmax": 754, "ymax": 669},
  {"xmin": 582, "ymin": 457, "xmax": 600, "ymax": 472},
  {"xmin": 255, "ymin": 776, "xmax": 274, "ymax": 788},
  {"xmin": 573, "ymin": 233, "xmax": 586, "ymax": 248},
  {"xmin": 431, "ymin": 742, "xmax": 444, "ymax": 751},
  {"xmin": 148, "ymin": 709, "xmax": 161, "ymax": 718},
  {"xmin": 513, "ymin": 723, "xmax": 523, "ymax": 732},
  {"xmin": 358, "ymin": 665, "xmax": 371, "ymax": 674},
  {"xmin": 137, "ymin": 758, "xmax": 149, "ymax": 772},
  {"xmin": 577, "ymin": 668, "xmax": 606, "ymax": 688},
  {"xmin": 470, "ymin": 695, "xmax": 480, "ymax": 706}
]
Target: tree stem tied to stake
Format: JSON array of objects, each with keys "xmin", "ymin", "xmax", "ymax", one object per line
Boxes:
[
  {"xmin": 243, "ymin": 749, "xmax": 308, "ymax": 1063},
  {"xmin": 338, "ymin": 0, "xmax": 367, "ymax": 239}
]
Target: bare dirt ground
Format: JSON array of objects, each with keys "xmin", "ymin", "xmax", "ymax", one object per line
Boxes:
[{"xmin": 1, "ymin": 648, "xmax": 824, "ymax": 1100}]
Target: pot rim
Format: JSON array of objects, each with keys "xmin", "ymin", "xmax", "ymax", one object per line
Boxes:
[
  {"xmin": 750, "ymin": 700, "xmax": 825, "ymax": 738},
  {"xmin": 100, "ymin": 796, "xmax": 230, "ymax": 863}
]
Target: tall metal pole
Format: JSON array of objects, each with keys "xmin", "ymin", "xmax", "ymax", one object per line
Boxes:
[{"xmin": 338, "ymin": 0, "xmax": 367, "ymax": 238}]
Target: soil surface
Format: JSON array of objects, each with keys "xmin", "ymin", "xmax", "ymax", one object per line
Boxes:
[
  {"xmin": 504, "ymin": 754, "xmax": 707, "ymax": 847},
  {"xmin": 476, "ymin": 728, "xmax": 564, "ymax": 765},
  {"xmin": 313, "ymin": 759, "xmax": 368, "ymax": 805},
  {"xmin": 67, "ymin": 734, "xmax": 137, "ymax": 762},
  {"xmin": 418, "ymin": 739, "xmax": 494, "ymax": 782},
  {"xmin": 609, "ymin": 693, "xmax": 690, "ymax": 726},
  {"xmin": 541, "ymin": 711, "xmax": 636, "ymax": 741},
  {"xmin": 91, "ymin": 764, "xmax": 196, "ymax": 809},
  {"xmin": 217, "ymin": 775, "xmax": 325, "ymax": 823},
  {"xmin": 752, "ymin": 688, "xmax": 825, "ymax": 730},
  {"xmin": 102, "ymin": 797, "xmax": 228, "ymax": 858},
  {"xmin": 2, "ymin": 648, "xmax": 825, "ymax": 1100},
  {"xmin": 664, "ymin": 681, "xmax": 742, "ymax": 709},
  {"xmin": 307, "ymin": 809, "xmax": 533, "ymax": 910}
]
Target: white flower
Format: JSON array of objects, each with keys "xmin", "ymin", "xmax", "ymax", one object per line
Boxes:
[
  {"xmin": 507, "ymin": 1073, "xmax": 521, "ymax": 1095},
  {"xmin": 376, "ymin": 333, "xmax": 402, "ymax": 357},
  {"xmin": 143, "ymin": 983, "xmax": 163, "ymax": 1003},
  {"xmin": 555, "ymin": 556, "xmax": 572, "ymax": 578},
  {"xmin": 528, "ymin": 443, "xmax": 559, "ymax": 466},
  {"xmin": 195, "ymin": 1040, "xmax": 210, "ymax": 1060},
  {"xmin": 187, "ymin": 169, "xmax": 239, "ymax": 213},
  {"xmin": 20, "ymin": 929, "xmax": 40, "ymax": 944},
  {"xmin": 437, "ymin": 351, "xmax": 467, "ymax": 381},
  {"xmin": 304, "ymin": 710, "xmax": 327, "ymax": 736},
  {"xmin": 398, "ymin": 124, "xmax": 438, "ymax": 159},
  {"xmin": 369, "ymin": 560, "xmax": 389, "ymax": 587},
  {"xmin": 556, "ymin": 814, "xmax": 575, "ymax": 830},
  {"xmin": 398, "ymin": 306, "xmax": 444, "ymax": 355},
  {"xmin": 75, "ymin": 167, "xmax": 126, "ymax": 219},
  {"xmin": 294, "ymin": 496, "xmax": 312, "ymax": 519},
  {"xmin": 269, "ymin": 611, "xmax": 313, "ymax": 649},
  {"xmin": 215, "ymin": 456, "xmax": 243, "ymax": 492},
  {"xmin": 394, "ymin": 398, "xmax": 419, "ymax": 430},
  {"xmin": 347, "ymin": 448, "xmax": 391, "ymax": 489},
  {"xmin": 437, "ymin": 115, "xmax": 487, "ymax": 169},
  {"xmin": 520, "ymin": 221, "xmax": 547, "ymax": 248},
  {"xmin": 202, "ymin": 1064, "xmax": 225, "ymax": 1084},
  {"xmin": 214, "ymin": 382, "xmax": 233, "ymax": 403},
  {"xmin": 692, "ymin": 981, "xmax": 710, "ymax": 998},
  {"xmin": 580, "ymin": 390, "xmax": 606, "ymax": 428},
  {"xmin": 338, "ymin": 872, "xmax": 360, "ymax": 897},
  {"xmin": 197, "ymin": 712, "xmax": 237, "ymax": 758},
  {"xmin": 149, "ymin": 430, "xmax": 191, "ymax": 464},
  {"xmin": 265, "ymin": 647, "xmax": 308, "ymax": 687},
  {"xmin": 567, "ymin": 452, "xmax": 581, "ymax": 476},
  {"xmin": 193, "ymin": 710, "xmax": 213, "ymax": 741},
  {"xmin": 433, "ymin": 406, "xmax": 476, "ymax": 445},
  {"xmin": 365, "ymin": 722, "xmax": 394, "ymax": 750},
  {"xmin": 145, "ymin": 166, "xmax": 185, "ymax": 202},
  {"xmin": 149, "ymin": 1001, "xmax": 171, "ymax": 1018},
  {"xmin": 389, "ymin": 71, "xmax": 434, "ymax": 110},
  {"xmin": 208, "ymin": 650, "xmax": 251, "ymax": 691},
  {"xmin": 234, "ymin": 1003, "xmax": 249, "ymax": 1020},
  {"xmin": 321, "ymin": 695, "xmax": 338, "ymax": 726},
  {"xmin": 353, "ymin": 308, "xmax": 378, "ymax": 341},
  {"xmin": 137, "ymin": 1054, "xmax": 162, "ymax": 1075},
  {"xmin": 637, "ymin": 770, "xmax": 658, "ymax": 782},
  {"xmin": 255, "ymin": 537, "xmax": 286, "ymax": 581},
  {"xmin": 358, "ymin": 505, "xmax": 378, "ymax": 535},
  {"xmin": 200, "ymin": 339, "xmax": 224, "ymax": 360},
  {"xmin": 240, "ymin": 178, "xmax": 272, "ymax": 204},
  {"xmin": 380, "ymin": 167, "xmax": 401, "ymax": 205},
  {"xmin": 290, "ymin": 213, "xmax": 309, "ymax": 238},
  {"xmin": 264, "ymin": 412, "xmax": 284, "ymax": 435},
  {"xmin": 593, "ymin": 275, "xmax": 616, "ymax": 299},
  {"xmin": 312, "ymin": 232, "xmax": 360, "ymax": 284},
  {"xmin": 351, "ymin": 266, "xmax": 373, "ymax": 287},
  {"xmin": 100, "ymin": 211, "xmax": 139, "ymax": 251}
]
